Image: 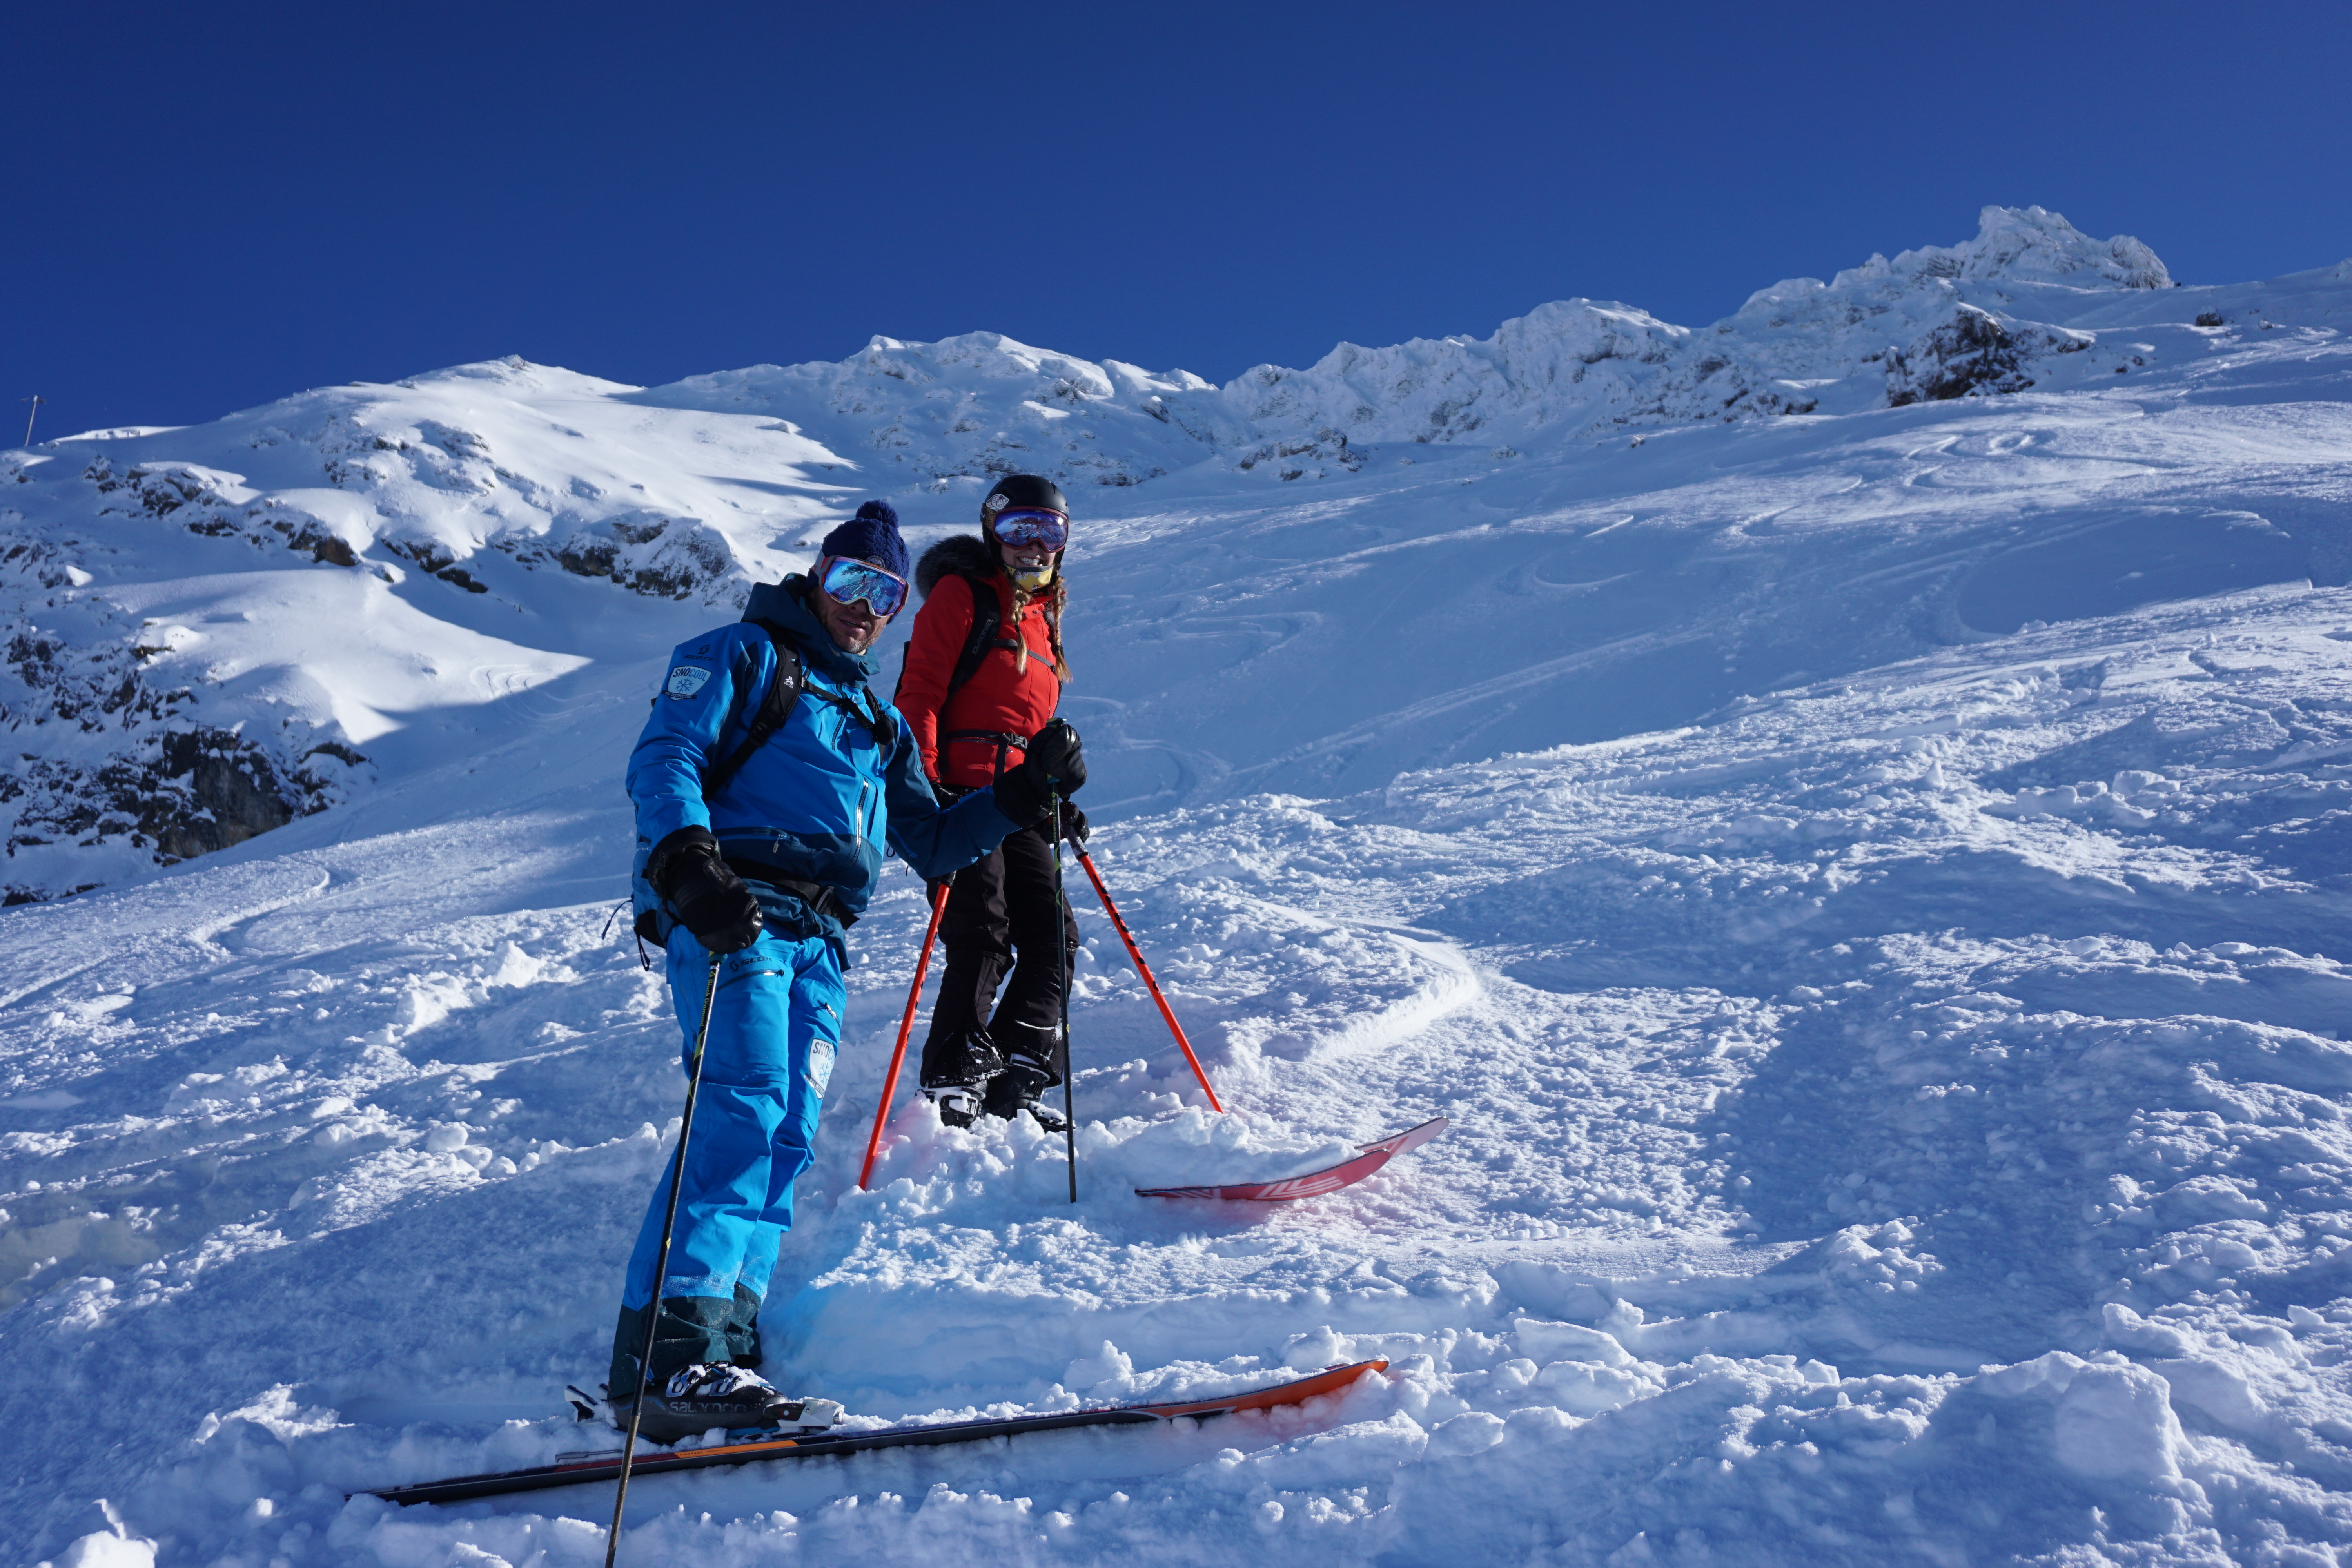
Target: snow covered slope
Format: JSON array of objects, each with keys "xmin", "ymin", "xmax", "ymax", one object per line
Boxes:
[{"xmin": 7, "ymin": 209, "xmax": 2352, "ymax": 1566}]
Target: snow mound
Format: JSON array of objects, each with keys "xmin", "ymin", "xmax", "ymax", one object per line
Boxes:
[{"xmin": 17, "ymin": 575, "xmax": 2352, "ymax": 1563}]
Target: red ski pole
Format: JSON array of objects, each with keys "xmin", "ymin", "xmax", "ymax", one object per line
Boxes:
[
  {"xmin": 858, "ymin": 878, "xmax": 951, "ymax": 1190},
  {"xmin": 1074, "ymin": 846, "xmax": 1223, "ymax": 1114}
]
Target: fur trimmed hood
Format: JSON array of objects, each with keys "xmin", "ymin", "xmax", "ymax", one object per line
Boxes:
[{"xmin": 914, "ymin": 534, "xmax": 998, "ymax": 602}]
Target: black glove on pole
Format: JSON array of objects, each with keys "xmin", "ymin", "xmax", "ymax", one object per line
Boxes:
[
  {"xmin": 993, "ymin": 718, "xmax": 1087, "ymax": 825},
  {"xmin": 1027, "ymin": 717, "xmax": 1086, "ymax": 794},
  {"xmin": 648, "ymin": 827, "xmax": 764, "ymax": 953}
]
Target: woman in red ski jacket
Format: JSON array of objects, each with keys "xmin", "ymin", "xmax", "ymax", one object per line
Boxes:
[{"xmin": 896, "ymin": 474, "xmax": 1083, "ymax": 1127}]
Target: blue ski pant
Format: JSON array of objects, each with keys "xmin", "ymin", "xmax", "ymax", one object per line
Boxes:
[{"xmin": 610, "ymin": 924, "xmax": 843, "ymax": 1391}]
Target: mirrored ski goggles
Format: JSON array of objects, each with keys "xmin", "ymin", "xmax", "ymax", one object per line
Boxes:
[
  {"xmin": 989, "ymin": 508, "xmax": 1069, "ymax": 551},
  {"xmin": 818, "ymin": 555, "xmax": 908, "ymax": 617}
]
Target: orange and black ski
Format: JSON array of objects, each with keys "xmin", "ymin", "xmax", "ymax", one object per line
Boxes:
[{"xmin": 368, "ymin": 1359, "xmax": 1388, "ymax": 1507}]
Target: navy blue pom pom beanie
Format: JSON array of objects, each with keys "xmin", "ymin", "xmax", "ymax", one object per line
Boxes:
[{"xmin": 820, "ymin": 500, "xmax": 910, "ymax": 580}]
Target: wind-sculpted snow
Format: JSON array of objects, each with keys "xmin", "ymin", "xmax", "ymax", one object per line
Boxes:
[
  {"xmin": 7, "ymin": 207, "xmax": 2352, "ymax": 1565},
  {"xmin": 14, "ymin": 581, "xmax": 2352, "ymax": 1565}
]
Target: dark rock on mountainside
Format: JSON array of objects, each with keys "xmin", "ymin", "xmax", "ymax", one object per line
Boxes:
[{"xmin": 1886, "ymin": 306, "xmax": 2090, "ymax": 406}]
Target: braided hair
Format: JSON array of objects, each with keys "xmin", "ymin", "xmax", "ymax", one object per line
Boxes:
[{"xmin": 1005, "ymin": 561, "xmax": 1071, "ymax": 684}]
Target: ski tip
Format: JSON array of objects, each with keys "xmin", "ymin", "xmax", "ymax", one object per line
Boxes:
[
  {"xmin": 1361, "ymin": 1114, "xmax": 1448, "ymax": 1155},
  {"xmin": 1134, "ymin": 1116, "xmax": 1450, "ymax": 1202}
]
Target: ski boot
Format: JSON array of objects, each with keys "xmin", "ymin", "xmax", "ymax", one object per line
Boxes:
[
  {"xmin": 921, "ymin": 1023, "xmax": 1005, "ymax": 1129},
  {"xmin": 628, "ymin": 1363, "xmax": 844, "ymax": 1445},
  {"xmin": 982, "ymin": 1045, "xmax": 1068, "ymax": 1133}
]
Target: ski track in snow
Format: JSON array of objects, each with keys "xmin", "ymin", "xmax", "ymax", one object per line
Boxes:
[{"xmin": 7, "ymin": 212, "xmax": 2352, "ymax": 1564}]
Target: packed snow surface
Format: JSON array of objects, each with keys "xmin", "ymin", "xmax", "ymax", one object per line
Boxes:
[{"xmin": 7, "ymin": 208, "xmax": 2352, "ymax": 1565}]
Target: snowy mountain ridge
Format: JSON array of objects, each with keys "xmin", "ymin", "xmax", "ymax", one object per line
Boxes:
[
  {"xmin": 1225, "ymin": 205, "xmax": 2174, "ymax": 449},
  {"xmin": 645, "ymin": 205, "xmax": 2191, "ymax": 477},
  {"xmin": 5, "ymin": 205, "xmax": 2350, "ymax": 905}
]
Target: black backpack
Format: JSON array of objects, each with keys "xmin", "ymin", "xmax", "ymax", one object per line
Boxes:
[
  {"xmin": 941, "ymin": 570, "xmax": 1023, "ymax": 703},
  {"xmin": 709, "ymin": 620, "xmax": 894, "ymax": 799}
]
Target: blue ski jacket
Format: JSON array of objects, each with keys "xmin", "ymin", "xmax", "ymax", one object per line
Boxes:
[{"xmin": 628, "ymin": 577, "xmax": 1025, "ymax": 958}]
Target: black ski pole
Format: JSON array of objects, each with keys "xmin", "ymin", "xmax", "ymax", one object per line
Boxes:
[
  {"xmin": 606, "ymin": 950, "xmax": 724, "ymax": 1568},
  {"xmin": 1052, "ymin": 786, "xmax": 1076, "ymax": 1203}
]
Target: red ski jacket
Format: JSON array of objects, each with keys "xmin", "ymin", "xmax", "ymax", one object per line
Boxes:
[{"xmin": 898, "ymin": 559, "xmax": 1063, "ymax": 788}]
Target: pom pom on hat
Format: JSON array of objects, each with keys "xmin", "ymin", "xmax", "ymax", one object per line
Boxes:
[{"xmin": 820, "ymin": 499, "xmax": 910, "ymax": 581}]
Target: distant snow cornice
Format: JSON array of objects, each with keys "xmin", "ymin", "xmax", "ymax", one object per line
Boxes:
[
  {"xmin": 629, "ymin": 206, "xmax": 2184, "ymax": 468},
  {"xmin": 1217, "ymin": 206, "xmax": 2172, "ymax": 448}
]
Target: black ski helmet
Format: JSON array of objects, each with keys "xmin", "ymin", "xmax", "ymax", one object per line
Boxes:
[{"xmin": 980, "ymin": 474, "xmax": 1068, "ymax": 539}]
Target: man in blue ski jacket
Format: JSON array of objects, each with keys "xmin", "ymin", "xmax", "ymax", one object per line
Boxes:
[{"xmin": 613, "ymin": 499, "xmax": 1086, "ymax": 1441}]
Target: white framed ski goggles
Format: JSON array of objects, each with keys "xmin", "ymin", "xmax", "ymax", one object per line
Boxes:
[
  {"xmin": 990, "ymin": 508, "xmax": 1069, "ymax": 551},
  {"xmin": 818, "ymin": 555, "xmax": 908, "ymax": 617}
]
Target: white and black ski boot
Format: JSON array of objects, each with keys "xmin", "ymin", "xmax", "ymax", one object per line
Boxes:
[
  {"xmin": 628, "ymin": 1363, "xmax": 844, "ymax": 1444},
  {"xmin": 921, "ymin": 1024, "xmax": 1005, "ymax": 1128},
  {"xmin": 924, "ymin": 1083, "xmax": 984, "ymax": 1127}
]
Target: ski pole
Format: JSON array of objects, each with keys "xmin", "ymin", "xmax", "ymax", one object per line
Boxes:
[
  {"xmin": 858, "ymin": 876, "xmax": 952, "ymax": 1190},
  {"xmin": 1073, "ymin": 846, "xmax": 1223, "ymax": 1113},
  {"xmin": 606, "ymin": 950, "xmax": 724, "ymax": 1568},
  {"xmin": 1052, "ymin": 787, "xmax": 1077, "ymax": 1203}
]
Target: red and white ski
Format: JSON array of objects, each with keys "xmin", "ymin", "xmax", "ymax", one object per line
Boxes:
[{"xmin": 1136, "ymin": 1116, "xmax": 1447, "ymax": 1201}]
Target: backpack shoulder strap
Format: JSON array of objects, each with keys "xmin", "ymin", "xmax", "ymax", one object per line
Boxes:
[
  {"xmin": 862, "ymin": 690, "xmax": 896, "ymax": 760},
  {"xmin": 945, "ymin": 570, "xmax": 1022, "ymax": 701},
  {"xmin": 702, "ymin": 626, "xmax": 805, "ymax": 799}
]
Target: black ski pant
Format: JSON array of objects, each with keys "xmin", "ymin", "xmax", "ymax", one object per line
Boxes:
[{"xmin": 920, "ymin": 810, "xmax": 1078, "ymax": 1088}]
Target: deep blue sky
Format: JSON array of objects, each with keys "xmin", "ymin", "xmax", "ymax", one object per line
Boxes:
[{"xmin": 8, "ymin": 0, "xmax": 2348, "ymax": 438}]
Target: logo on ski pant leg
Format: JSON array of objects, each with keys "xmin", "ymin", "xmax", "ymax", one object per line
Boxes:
[{"xmin": 806, "ymin": 1036, "xmax": 837, "ymax": 1096}]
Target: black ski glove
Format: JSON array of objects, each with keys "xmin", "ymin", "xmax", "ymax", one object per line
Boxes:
[
  {"xmin": 648, "ymin": 826, "xmax": 764, "ymax": 953},
  {"xmin": 1055, "ymin": 799, "xmax": 1089, "ymax": 844},
  {"xmin": 1027, "ymin": 717, "xmax": 1087, "ymax": 794},
  {"xmin": 992, "ymin": 718, "xmax": 1087, "ymax": 825}
]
